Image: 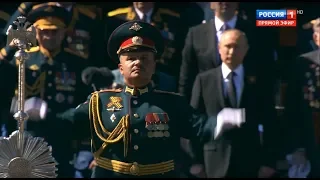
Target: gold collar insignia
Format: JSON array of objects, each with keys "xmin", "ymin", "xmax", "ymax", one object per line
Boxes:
[{"xmin": 125, "ymin": 86, "xmax": 149, "ymax": 96}]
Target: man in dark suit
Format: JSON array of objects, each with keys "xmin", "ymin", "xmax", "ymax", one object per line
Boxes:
[
  {"xmin": 283, "ymin": 48, "xmax": 320, "ymax": 178},
  {"xmin": 179, "ymin": 2, "xmax": 275, "ymax": 102},
  {"xmin": 180, "ymin": 2, "xmax": 213, "ymax": 29},
  {"xmin": 190, "ymin": 29, "xmax": 278, "ymax": 178}
]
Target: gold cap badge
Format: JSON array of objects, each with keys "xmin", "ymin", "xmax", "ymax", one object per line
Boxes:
[
  {"xmin": 132, "ymin": 36, "xmax": 143, "ymax": 45},
  {"xmin": 129, "ymin": 23, "xmax": 142, "ymax": 31}
]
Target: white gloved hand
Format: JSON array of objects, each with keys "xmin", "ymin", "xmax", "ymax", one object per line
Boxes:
[
  {"xmin": 287, "ymin": 148, "xmax": 311, "ymax": 178},
  {"xmin": 74, "ymin": 151, "xmax": 94, "ymax": 170}
]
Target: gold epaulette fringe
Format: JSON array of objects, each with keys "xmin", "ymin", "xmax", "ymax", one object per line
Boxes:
[{"xmin": 89, "ymin": 92, "xmax": 129, "ymax": 158}]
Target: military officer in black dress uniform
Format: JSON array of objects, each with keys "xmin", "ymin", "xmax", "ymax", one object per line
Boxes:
[
  {"xmin": 284, "ymin": 48, "xmax": 320, "ymax": 178},
  {"xmin": 59, "ymin": 21, "xmax": 209, "ymax": 178},
  {"xmin": 1, "ymin": 2, "xmax": 105, "ymax": 67},
  {"xmin": 0, "ymin": 4, "xmax": 91, "ymax": 178}
]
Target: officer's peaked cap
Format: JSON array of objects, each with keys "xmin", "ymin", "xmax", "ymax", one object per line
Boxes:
[{"xmin": 107, "ymin": 21, "xmax": 164, "ymax": 63}]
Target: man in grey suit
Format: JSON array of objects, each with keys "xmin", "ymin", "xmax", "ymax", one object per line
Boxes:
[
  {"xmin": 190, "ymin": 29, "xmax": 278, "ymax": 178},
  {"xmin": 179, "ymin": 2, "xmax": 275, "ymax": 102}
]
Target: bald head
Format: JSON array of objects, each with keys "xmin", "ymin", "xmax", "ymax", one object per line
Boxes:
[{"xmin": 218, "ymin": 29, "xmax": 249, "ymax": 70}]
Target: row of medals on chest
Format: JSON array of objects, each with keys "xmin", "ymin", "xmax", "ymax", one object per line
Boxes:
[
  {"xmin": 30, "ymin": 70, "xmax": 76, "ymax": 103},
  {"xmin": 30, "ymin": 62, "xmax": 76, "ymax": 85},
  {"xmin": 305, "ymin": 69, "xmax": 320, "ymax": 108},
  {"xmin": 145, "ymin": 122, "xmax": 170, "ymax": 138}
]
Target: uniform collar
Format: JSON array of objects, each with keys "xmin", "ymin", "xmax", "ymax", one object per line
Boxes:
[
  {"xmin": 124, "ymin": 83, "xmax": 153, "ymax": 96},
  {"xmin": 39, "ymin": 46, "xmax": 61, "ymax": 64},
  {"xmin": 221, "ymin": 63, "xmax": 243, "ymax": 79}
]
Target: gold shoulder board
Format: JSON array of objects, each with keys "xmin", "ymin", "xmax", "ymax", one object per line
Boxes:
[
  {"xmin": 77, "ymin": 6, "xmax": 97, "ymax": 19},
  {"xmin": 26, "ymin": 46, "xmax": 40, "ymax": 53},
  {"xmin": 0, "ymin": 10, "xmax": 10, "ymax": 21},
  {"xmin": 98, "ymin": 88, "xmax": 123, "ymax": 93},
  {"xmin": 18, "ymin": 3, "xmax": 27, "ymax": 14},
  {"xmin": 158, "ymin": 8, "xmax": 180, "ymax": 18},
  {"xmin": 107, "ymin": 7, "xmax": 130, "ymax": 17},
  {"xmin": 153, "ymin": 89, "xmax": 182, "ymax": 96},
  {"xmin": 64, "ymin": 47, "xmax": 88, "ymax": 59}
]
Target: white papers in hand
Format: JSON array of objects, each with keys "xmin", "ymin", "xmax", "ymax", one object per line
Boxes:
[{"xmin": 214, "ymin": 108, "xmax": 246, "ymax": 139}]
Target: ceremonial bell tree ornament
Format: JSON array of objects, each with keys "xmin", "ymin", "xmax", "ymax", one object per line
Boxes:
[{"xmin": 0, "ymin": 16, "xmax": 57, "ymax": 178}]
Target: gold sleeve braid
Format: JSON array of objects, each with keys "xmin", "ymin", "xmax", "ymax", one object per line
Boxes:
[
  {"xmin": 15, "ymin": 72, "xmax": 46, "ymax": 98},
  {"xmin": 26, "ymin": 72, "xmax": 46, "ymax": 97},
  {"xmin": 89, "ymin": 92, "xmax": 129, "ymax": 158}
]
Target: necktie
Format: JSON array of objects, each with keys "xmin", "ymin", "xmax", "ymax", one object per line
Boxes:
[
  {"xmin": 221, "ymin": 23, "xmax": 230, "ymax": 31},
  {"xmin": 141, "ymin": 14, "xmax": 147, "ymax": 22},
  {"xmin": 227, "ymin": 71, "xmax": 237, "ymax": 108},
  {"xmin": 217, "ymin": 24, "xmax": 230, "ymax": 65}
]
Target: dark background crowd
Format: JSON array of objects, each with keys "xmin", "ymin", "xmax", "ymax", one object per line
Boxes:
[{"xmin": 0, "ymin": 1, "xmax": 320, "ymax": 178}]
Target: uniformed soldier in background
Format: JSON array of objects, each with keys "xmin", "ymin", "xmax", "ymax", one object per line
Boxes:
[
  {"xmin": 0, "ymin": 4, "xmax": 92, "ymax": 177},
  {"xmin": 59, "ymin": 21, "xmax": 208, "ymax": 178},
  {"xmin": 1, "ymin": 2, "xmax": 105, "ymax": 67},
  {"xmin": 106, "ymin": 2, "xmax": 187, "ymax": 82},
  {"xmin": 61, "ymin": 2, "xmax": 105, "ymax": 67},
  {"xmin": 0, "ymin": 3, "xmax": 20, "ymax": 136},
  {"xmin": 0, "ymin": 3, "xmax": 20, "ymax": 47},
  {"xmin": 0, "ymin": 9, "xmax": 10, "ymax": 46},
  {"xmin": 283, "ymin": 18, "xmax": 320, "ymax": 178},
  {"xmin": 302, "ymin": 18, "xmax": 320, "ymax": 51}
]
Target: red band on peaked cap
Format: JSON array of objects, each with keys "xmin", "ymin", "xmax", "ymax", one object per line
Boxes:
[
  {"xmin": 117, "ymin": 36, "xmax": 155, "ymax": 54},
  {"xmin": 108, "ymin": 21, "xmax": 164, "ymax": 63}
]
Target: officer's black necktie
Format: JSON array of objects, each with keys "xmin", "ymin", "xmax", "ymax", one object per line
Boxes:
[
  {"xmin": 141, "ymin": 14, "xmax": 147, "ymax": 22},
  {"xmin": 227, "ymin": 71, "xmax": 237, "ymax": 108}
]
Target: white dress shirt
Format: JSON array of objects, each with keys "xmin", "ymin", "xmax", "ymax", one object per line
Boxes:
[
  {"xmin": 215, "ymin": 15, "xmax": 237, "ymax": 42},
  {"xmin": 134, "ymin": 7, "xmax": 154, "ymax": 24},
  {"xmin": 221, "ymin": 63, "xmax": 244, "ymax": 106}
]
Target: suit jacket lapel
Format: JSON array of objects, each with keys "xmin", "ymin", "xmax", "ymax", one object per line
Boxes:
[
  {"xmin": 239, "ymin": 72, "xmax": 248, "ymax": 108},
  {"xmin": 235, "ymin": 16, "xmax": 245, "ymax": 30},
  {"xmin": 205, "ymin": 19, "xmax": 218, "ymax": 67},
  {"xmin": 216, "ymin": 67, "xmax": 225, "ymax": 108},
  {"xmin": 239, "ymin": 68, "xmax": 256, "ymax": 107},
  {"xmin": 131, "ymin": 7, "xmax": 141, "ymax": 21}
]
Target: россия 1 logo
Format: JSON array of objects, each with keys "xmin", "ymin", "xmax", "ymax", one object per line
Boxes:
[{"xmin": 255, "ymin": 9, "xmax": 301, "ymax": 27}]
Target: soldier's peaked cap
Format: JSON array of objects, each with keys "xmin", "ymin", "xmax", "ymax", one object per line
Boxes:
[
  {"xmin": 107, "ymin": 21, "xmax": 164, "ymax": 63},
  {"xmin": 27, "ymin": 2, "xmax": 71, "ymax": 30}
]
